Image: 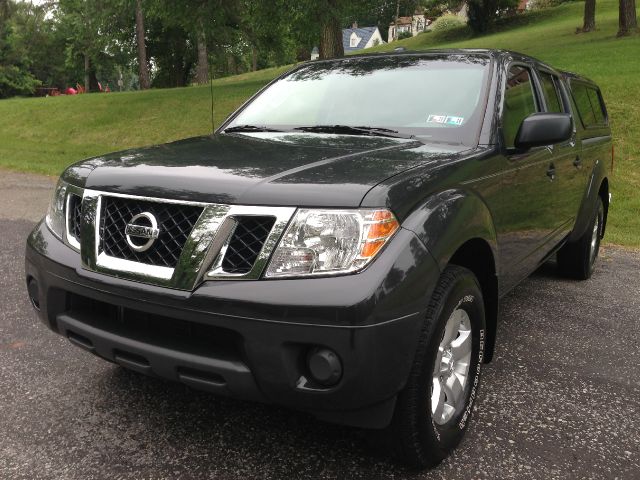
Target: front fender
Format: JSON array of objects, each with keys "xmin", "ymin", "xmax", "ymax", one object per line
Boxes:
[{"xmin": 400, "ymin": 189, "xmax": 499, "ymax": 272}]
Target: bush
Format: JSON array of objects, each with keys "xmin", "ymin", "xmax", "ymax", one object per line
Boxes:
[
  {"xmin": 397, "ymin": 30, "xmax": 413, "ymax": 40},
  {"xmin": 431, "ymin": 14, "xmax": 465, "ymax": 32},
  {"xmin": 0, "ymin": 65, "xmax": 40, "ymax": 99}
]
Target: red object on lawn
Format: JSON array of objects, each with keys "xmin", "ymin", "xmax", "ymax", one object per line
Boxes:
[{"xmin": 65, "ymin": 87, "xmax": 77, "ymax": 95}]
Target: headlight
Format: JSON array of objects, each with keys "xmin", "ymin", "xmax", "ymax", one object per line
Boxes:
[
  {"xmin": 265, "ymin": 208, "xmax": 400, "ymax": 278},
  {"xmin": 45, "ymin": 179, "xmax": 68, "ymax": 240}
]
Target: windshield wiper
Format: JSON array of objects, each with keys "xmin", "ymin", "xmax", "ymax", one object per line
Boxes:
[
  {"xmin": 294, "ymin": 125, "xmax": 414, "ymax": 139},
  {"xmin": 224, "ymin": 124, "xmax": 283, "ymax": 133}
]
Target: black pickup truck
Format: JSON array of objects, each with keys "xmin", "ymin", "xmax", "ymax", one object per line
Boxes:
[{"xmin": 25, "ymin": 49, "xmax": 612, "ymax": 468}]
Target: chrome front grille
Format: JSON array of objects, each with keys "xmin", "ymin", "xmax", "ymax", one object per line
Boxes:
[
  {"xmin": 75, "ymin": 190, "xmax": 296, "ymax": 290},
  {"xmin": 221, "ymin": 216, "xmax": 277, "ymax": 274},
  {"xmin": 99, "ymin": 196, "xmax": 204, "ymax": 269}
]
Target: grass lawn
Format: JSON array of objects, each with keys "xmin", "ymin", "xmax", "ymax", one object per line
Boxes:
[{"xmin": 0, "ymin": 0, "xmax": 637, "ymax": 246}]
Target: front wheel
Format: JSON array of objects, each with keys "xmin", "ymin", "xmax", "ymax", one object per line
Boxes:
[{"xmin": 389, "ymin": 266, "xmax": 486, "ymax": 469}]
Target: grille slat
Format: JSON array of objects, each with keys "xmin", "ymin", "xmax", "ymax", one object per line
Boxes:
[
  {"xmin": 68, "ymin": 194, "xmax": 83, "ymax": 242},
  {"xmin": 221, "ymin": 216, "xmax": 275, "ymax": 274},
  {"xmin": 99, "ymin": 197, "xmax": 203, "ymax": 268},
  {"xmin": 67, "ymin": 293, "xmax": 244, "ymax": 362}
]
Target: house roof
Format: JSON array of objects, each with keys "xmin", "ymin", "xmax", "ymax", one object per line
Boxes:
[{"xmin": 342, "ymin": 26, "xmax": 378, "ymax": 51}]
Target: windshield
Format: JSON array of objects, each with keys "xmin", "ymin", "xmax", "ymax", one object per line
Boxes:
[{"xmin": 226, "ymin": 54, "xmax": 491, "ymax": 146}]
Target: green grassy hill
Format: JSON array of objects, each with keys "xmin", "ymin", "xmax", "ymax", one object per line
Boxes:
[{"xmin": 0, "ymin": 0, "xmax": 638, "ymax": 246}]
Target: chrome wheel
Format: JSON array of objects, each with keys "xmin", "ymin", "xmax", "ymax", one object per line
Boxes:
[
  {"xmin": 431, "ymin": 308, "xmax": 472, "ymax": 425},
  {"xmin": 590, "ymin": 215, "xmax": 600, "ymax": 265}
]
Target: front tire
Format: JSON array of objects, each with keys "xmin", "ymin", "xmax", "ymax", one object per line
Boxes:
[
  {"xmin": 557, "ymin": 196, "xmax": 604, "ymax": 280},
  {"xmin": 389, "ymin": 266, "xmax": 486, "ymax": 469}
]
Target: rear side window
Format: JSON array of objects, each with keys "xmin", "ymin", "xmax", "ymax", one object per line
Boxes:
[
  {"xmin": 539, "ymin": 72, "xmax": 563, "ymax": 113},
  {"xmin": 587, "ymin": 88, "xmax": 606, "ymax": 124},
  {"xmin": 503, "ymin": 66, "xmax": 539, "ymax": 148},
  {"xmin": 571, "ymin": 82, "xmax": 607, "ymax": 127}
]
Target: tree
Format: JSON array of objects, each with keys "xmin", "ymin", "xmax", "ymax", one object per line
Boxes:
[
  {"xmin": 580, "ymin": 0, "xmax": 596, "ymax": 33},
  {"xmin": 135, "ymin": 0, "xmax": 150, "ymax": 89},
  {"xmin": 195, "ymin": 26, "xmax": 208, "ymax": 83},
  {"xmin": 319, "ymin": 0, "xmax": 344, "ymax": 59},
  {"xmin": 467, "ymin": 0, "xmax": 518, "ymax": 34},
  {"xmin": 56, "ymin": 0, "xmax": 116, "ymax": 91},
  {"xmin": 288, "ymin": 0, "xmax": 386, "ymax": 60},
  {"xmin": 0, "ymin": 0, "xmax": 41, "ymax": 97},
  {"xmin": 618, "ymin": 0, "xmax": 638, "ymax": 36},
  {"xmin": 237, "ymin": 0, "xmax": 293, "ymax": 72},
  {"xmin": 147, "ymin": 1, "xmax": 242, "ymax": 85},
  {"xmin": 0, "ymin": 0, "xmax": 8, "ymax": 20}
]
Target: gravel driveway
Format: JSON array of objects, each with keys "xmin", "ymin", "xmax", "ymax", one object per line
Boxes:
[{"xmin": 1, "ymin": 171, "xmax": 639, "ymax": 479}]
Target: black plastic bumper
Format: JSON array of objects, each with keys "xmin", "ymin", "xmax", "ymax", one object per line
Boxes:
[{"xmin": 25, "ymin": 220, "xmax": 440, "ymax": 428}]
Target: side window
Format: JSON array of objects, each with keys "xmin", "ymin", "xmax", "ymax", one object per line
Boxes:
[
  {"xmin": 503, "ymin": 65, "xmax": 539, "ymax": 148},
  {"xmin": 587, "ymin": 88, "xmax": 606, "ymax": 124},
  {"xmin": 570, "ymin": 82, "xmax": 607, "ymax": 127},
  {"xmin": 539, "ymin": 72, "xmax": 563, "ymax": 113}
]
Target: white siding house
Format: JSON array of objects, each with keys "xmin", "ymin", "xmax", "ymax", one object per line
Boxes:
[{"xmin": 342, "ymin": 23, "xmax": 385, "ymax": 52}]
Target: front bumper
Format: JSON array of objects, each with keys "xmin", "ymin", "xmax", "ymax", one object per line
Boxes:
[{"xmin": 25, "ymin": 220, "xmax": 440, "ymax": 428}]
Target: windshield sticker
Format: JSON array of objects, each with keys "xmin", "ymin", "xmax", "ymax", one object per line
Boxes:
[
  {"xmin": 427, "ymin": 114, "xmax": 447, "ymax": 124},
  {"xmin": 427, "ymin": 115, "xmax": 464, "ymax": 126},
  {"xmin": 445, "ymin": 116, "xmax": 464, "ymax": 126}
]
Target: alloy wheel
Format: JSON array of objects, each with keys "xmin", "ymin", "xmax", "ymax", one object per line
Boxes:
[{"xmin": 431, "ymin": 308, "xmax": 472, "ymax": 425}]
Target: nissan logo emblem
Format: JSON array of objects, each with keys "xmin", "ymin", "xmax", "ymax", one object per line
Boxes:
[{"xmin": 125, "ymin": 212, "xmax": 160, "ymax": 252}]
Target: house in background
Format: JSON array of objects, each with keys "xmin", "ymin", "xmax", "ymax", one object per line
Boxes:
[
  {"xmin": 517, "ymin": 0, "xmax": 531, "ymax": 11},
  {"xmin": 388, "ymin": 11, "xmax": 430, "ymax": 42},
  {"xmin": 343, "ymin": 22, "xmax": 385, "ymax": 52},
  {"xmin": 456, "ymin": 3, "xmax": 469, "ymax": 21},
  {"xmin": 310, "ymin": 46, "xmax": 319, "ymax": 60}
]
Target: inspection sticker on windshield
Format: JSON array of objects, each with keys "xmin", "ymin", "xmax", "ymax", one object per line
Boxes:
[
  {"xmin": 445, "ymin": 116, "xmax": 464, "ymax": 126},
  {"xmin": 427, "ymin": 115, "xmax": 464, "ymax": 126},
  {"xmin": 427, "ymin": 114, "xmax": 447, "ymax": 124}
]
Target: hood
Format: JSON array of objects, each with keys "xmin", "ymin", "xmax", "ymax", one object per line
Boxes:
[{"xmin": 63, "ymin": 132, "xmax": 469, "ymax": 207}]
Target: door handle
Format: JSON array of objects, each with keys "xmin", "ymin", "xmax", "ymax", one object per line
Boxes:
[
  {"xmin": 573, "ymin": 156, "xmax": 582, "ymax": 168},
  {"xmin": 546, "ymin": 163, "xmax": 556, "ymax": 181}
]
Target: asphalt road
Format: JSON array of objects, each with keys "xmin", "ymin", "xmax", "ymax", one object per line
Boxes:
[{"xmin": 1, "ymin": 172, "xmax": 639, "ymax": 479}]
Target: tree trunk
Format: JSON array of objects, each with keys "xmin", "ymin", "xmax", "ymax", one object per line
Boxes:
[
  {"xmin": 195, "ymin": 29, "xmax": 208, "ymax": 84},
  {"xmin": 84, "ymin": 53, "xmax": 90, "ymax": 92},
  {"xmin": 227, "ymin": 55, "xmax": 237, "ymax": 75},
  {"xmin": 0, "ymin": 0, "xmax": 9, "ymax": 21},
  {"xmin": 251, "ymin": 46, "xmax": 258, "ymax": 72},
  {"xmin": 89, "ymin": 67, "xmax": 99, "ymax": 92},
  {"xmin": 135, "ymin": 0, "xmax": 151, "ymax": 89},
  {"xmin": 618, "ymin": 0, "xmax": 638, "ymax": 36},
  {"xmin": 393, "ymin": 0, "xmax": 400, "ymax": 41},
  {"xmin": 582, "ymin": 0, "xmax": 596, "ymax": 32},
  {"xmin": 319, "ymin": 1, "xmax": 344, "ymax": 60}
]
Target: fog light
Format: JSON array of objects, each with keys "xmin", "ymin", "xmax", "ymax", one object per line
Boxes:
[
  {"xmin": 307, "ymin": 347, "xmax": 342, "ymax": 386},
  {"xmin": 27, "ymin": 277, "xmax": 41, "ymax": 311}
]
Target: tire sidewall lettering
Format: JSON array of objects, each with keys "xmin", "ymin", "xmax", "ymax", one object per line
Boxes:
[
  {"xmin": 458, "ymin": 327, "xmax": 484, "ymax": 430},
  {"xmin": 430, "ymin": 292, "xmax": 484, "ymax": 439}
]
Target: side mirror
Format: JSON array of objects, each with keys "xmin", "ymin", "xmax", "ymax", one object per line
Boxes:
[{"xmin": 514, "ymin": 113, "xmax": 572, "ymax": 150}]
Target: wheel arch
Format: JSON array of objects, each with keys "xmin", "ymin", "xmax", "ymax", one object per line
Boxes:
[
  {"xmin": 448, "ymin": 238, "xmax": 499, "ymax": 363},
  {"xmin": 402, "ymin": 189, "xmax": 500, "ymax": 363},
  {"xmin": 598, "ymin": 177, "xmax": 609, "ymax": 236},
  {"xmin": 569, "ymin": 158, "xmax": 610, "ymax": 243}
]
